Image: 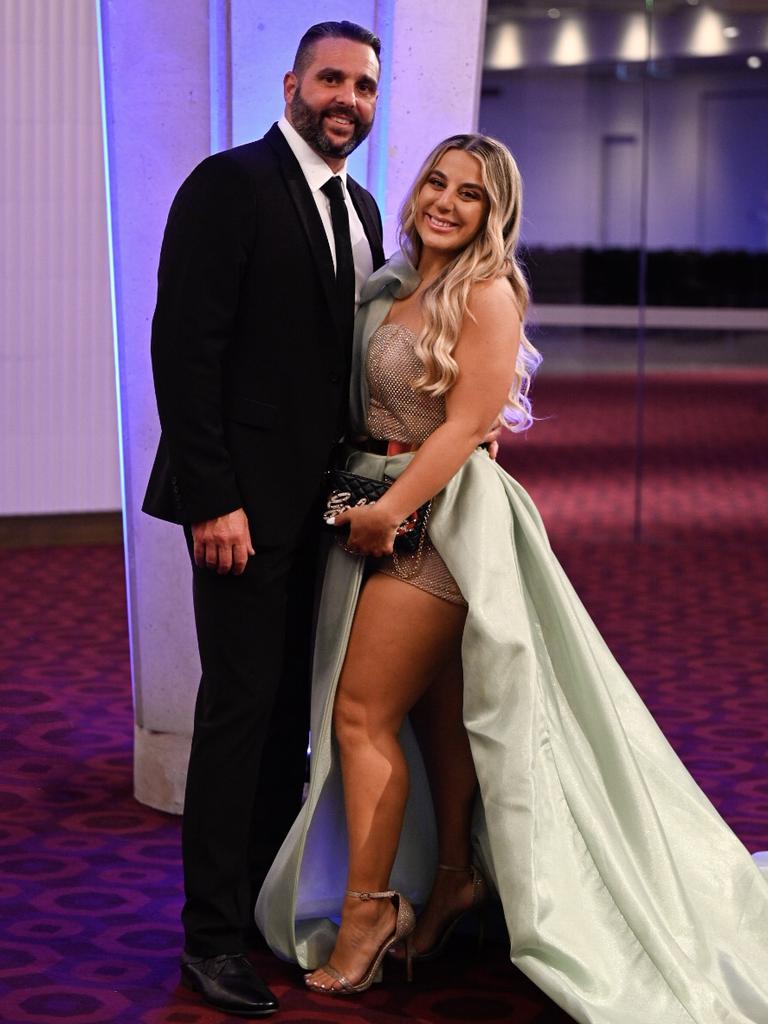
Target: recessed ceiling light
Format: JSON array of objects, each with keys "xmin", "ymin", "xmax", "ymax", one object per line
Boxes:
[
  {"xmin": 548, "ymin": 8, "xmax": 561, "ymax": 19},
  {"xmin": 686, "ymin": 0, "xmax": 699, "ymax": 6},
  {"xmin": 723, "ymin": 25, "xmax": 740, "ymax": 38},
  {"xmin": 747, "ymin": 55, "xmax": 763, "ymax": 69}
]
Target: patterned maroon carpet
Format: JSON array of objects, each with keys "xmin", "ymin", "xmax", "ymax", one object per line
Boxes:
[{"xmin": 1, "ymin": 370, "xmax": 766, "ymax": 1023}]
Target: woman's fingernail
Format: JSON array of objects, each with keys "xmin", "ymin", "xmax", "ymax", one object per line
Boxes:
[{"xmin": 327, "ymin": 516, "xmax": 336, "ymax": 525}]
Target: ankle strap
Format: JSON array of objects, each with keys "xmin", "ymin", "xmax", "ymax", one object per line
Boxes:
[
  {"xmin": 345, "ymin": 889, "xmax": 396, "ymax": 900},
  {"xmin": 436, "ymin": 863, "xmax": 472, "ymax": 872}
]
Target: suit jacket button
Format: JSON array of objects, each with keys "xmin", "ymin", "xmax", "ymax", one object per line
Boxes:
[{"xmin": 330, "ymin": 373, "xmax": 340, "ymax": 384}]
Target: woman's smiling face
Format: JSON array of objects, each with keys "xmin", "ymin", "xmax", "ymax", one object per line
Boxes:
[{"xmin": 415, "ymin": 149, "xmax": 489, "ymax": 258}]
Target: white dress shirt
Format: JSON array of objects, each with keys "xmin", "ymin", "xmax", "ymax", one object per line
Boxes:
[{"xmin": 278, "ymin": 116, "xmax": 374, "ymax": 307}]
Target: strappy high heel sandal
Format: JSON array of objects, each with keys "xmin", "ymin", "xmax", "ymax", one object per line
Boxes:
[
  {"xmin": 304, "ymin": 888, "xmax": 416, "ymax": 995},
  {"xmin": 397, "ymin": 863, "xmax": 489, "ymax": 963}
]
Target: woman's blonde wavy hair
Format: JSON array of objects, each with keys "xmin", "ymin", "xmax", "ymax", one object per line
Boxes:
[{"xmin": 398, "ymin": 133, "xmax": 541, "ymax": 432}]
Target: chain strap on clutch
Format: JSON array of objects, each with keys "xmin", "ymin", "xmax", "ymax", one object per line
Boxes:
[{"xmin": 391, "ymin": 497, "xmax": 432, "ymax": 579}]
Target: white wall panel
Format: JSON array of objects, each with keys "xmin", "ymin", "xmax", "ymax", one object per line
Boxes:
[{"xmin": 0, "ymin": 0, "xmax": 119, "ymax": 515}]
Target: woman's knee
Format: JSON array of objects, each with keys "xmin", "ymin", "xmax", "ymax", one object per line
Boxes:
[
  {"xmin": 333, "ymin": 691, "xmax": 365, "ymax": 747},
  {"xmin": 333, "ymin": 690, "xmax": 394, "ymax": 750}
]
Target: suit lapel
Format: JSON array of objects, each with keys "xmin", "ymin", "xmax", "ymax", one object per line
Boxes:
[
  {"xmin": 264, "ymin": 124, "xmax": 343, "ymax": 336},
  {"xmin": 348, "ymin": 181, "xmax": 385, "ymax": 270}
]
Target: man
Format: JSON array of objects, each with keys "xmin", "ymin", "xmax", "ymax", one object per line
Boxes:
[{"xmin": 142, "ymin": 21, "xmax": 384, "ymax": 1017}]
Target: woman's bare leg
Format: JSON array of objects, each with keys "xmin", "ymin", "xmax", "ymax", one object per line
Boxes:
[
  {"xmin": 411, "ymin": 657, "xmax": 476, "ymax": 867},
  {"xmin": 405, "ymin": 658, "xmax": 484, "ymax": 956},
  {"xmin": 305, "ymin": 571, "xmax": 466, "ymax": 991}
]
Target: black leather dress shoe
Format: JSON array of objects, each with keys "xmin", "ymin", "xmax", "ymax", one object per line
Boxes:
[{"xmin": 180, "ymin": 952, "xmax": 279, "ymax": 1018}]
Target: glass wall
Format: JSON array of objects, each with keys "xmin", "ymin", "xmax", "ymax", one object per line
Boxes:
[{"xmin": 481, "ymin": 0, "xmax": 768, "ymax": 545}]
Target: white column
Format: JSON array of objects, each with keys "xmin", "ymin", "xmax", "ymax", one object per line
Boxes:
[
  {"xmin": 100, "ymin": 0, "xmax": 488, "ymax": 814},
  {"xmin": 372, "ymin": 0, "xmax": 489, "ymax": 252},
  {"xmin": 98, "ymin": 0, "xmax": 211, "ymax": 813}
]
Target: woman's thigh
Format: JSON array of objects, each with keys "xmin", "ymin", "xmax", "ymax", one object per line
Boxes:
[{"xmin": 334, "ymin": 570, "xmax": 467, "ymax": 731}]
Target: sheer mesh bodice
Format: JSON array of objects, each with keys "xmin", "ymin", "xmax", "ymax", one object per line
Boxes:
[
  {"xmin": 367, "ymin": 322, "xmax": 446, "ymax": 445},
  {"xmin": 366, "ymin": 321, "xmax": 466, "ymax": 607}
]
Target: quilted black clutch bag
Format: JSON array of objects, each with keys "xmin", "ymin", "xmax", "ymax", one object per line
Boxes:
[{"xmin": 322, "ymin": 468, "xmax": 431, "ymax": 555}]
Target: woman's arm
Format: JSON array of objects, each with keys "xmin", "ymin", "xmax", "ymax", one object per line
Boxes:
[{"xmin": 335, "ymin": 278, "xmax": 521, "ymax": 556}]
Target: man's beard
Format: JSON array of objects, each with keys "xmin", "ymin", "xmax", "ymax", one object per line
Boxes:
[{"xmin": 289, "ymin": 87, "xmax": 372, "ymax": 159}]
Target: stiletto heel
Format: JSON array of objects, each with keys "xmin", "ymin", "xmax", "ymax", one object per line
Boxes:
[
  {"xmin": 405, "ymin": 935, "xmax": 414, "ymax": 983},
  {"xmin": 304, "ymin": 889, "xmax": 416, "ymax": 996},
  {"xmin": 408, "ymin": 863, "xmax": 490, "ymax": 963}
]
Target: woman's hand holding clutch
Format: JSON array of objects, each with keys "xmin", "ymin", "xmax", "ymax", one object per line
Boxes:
[{"xmin": 330, "ymin": 502, "xmax": 401, "ymax": 557}]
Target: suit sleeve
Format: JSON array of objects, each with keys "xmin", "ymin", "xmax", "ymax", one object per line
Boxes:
[{"xmin": 149, "ymin": 155, "xmax": 256, "ymax": 524}]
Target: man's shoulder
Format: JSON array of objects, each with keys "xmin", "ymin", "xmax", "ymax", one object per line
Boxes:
[
  {"xmin": 188, "ymin": 136, "xmax": 275, "ymax": 185},
  {"xmin": 168, "ymin": 134, "xmax": 279, "ymax": 216}
]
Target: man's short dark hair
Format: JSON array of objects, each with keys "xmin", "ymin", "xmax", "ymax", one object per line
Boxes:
[{"xmin": 293, "ymin": 21, "xmax": 382, "ymax": 78}]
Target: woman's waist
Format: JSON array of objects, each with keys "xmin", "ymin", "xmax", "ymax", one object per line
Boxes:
[{"xmin": 353, "ymin": 436, "xmax": 420, "ymax": 457}]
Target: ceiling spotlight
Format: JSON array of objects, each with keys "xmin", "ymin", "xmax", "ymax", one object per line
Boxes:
[
  {"xmin": 747, "ymin": 55, "xmax": 763, "ymax": 69},
  {"xmin": 686, "ymin": 0, "xmax": 699, "ymax": 5},
  {"xmin": 548, "ymin": 8, "xmax": 561, "ymax": 18},
  {"xmin": 723, "ymin": 25, "xmax": 740, "ymax": 38}
]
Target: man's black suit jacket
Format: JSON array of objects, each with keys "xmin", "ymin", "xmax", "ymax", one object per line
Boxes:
[{"xmin": 142, "ymin": 123, "xmax": 384, "ymax": 545}]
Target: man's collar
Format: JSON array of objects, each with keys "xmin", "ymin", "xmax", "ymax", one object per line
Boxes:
[{"xmin": 277, "ymin": 116, "xmax": 348, "ymax": 193}]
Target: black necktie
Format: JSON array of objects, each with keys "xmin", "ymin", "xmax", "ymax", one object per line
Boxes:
[{"xmin": 321, "ymin": 176, "xmax": 355, "ymax": 340}]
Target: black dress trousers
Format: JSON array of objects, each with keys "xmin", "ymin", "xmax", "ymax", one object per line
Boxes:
[{"xmin": 180, "ymin": 522, "xmax": 317, "ymax": 956}]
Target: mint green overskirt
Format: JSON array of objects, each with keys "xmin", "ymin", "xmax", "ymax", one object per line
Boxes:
[{"xmin": 256, "ymin": 448, "xmax": 768, "ymax": 1024}]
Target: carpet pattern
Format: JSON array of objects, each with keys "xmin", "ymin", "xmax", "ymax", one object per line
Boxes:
[{"xmin": 0, "ymin": 370, "xmax": 766, "ymax": 1023}]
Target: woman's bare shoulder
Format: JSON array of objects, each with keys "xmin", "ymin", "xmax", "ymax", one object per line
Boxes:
[{"xmin": 467, "ymin": 276, "xmax": 520, "ymax": 328}]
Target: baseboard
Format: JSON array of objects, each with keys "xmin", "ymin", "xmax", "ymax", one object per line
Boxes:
[{"xmin": 0, "ymin": 511, "xmax": 123, "ymax": 548}]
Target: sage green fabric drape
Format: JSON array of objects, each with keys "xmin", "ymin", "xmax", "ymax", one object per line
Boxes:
[{"xmin": 256, "ymin": 257, "xmax": 768, "ymax": 1024}]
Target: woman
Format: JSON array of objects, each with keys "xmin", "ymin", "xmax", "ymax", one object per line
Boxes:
[{"xmin": 256, "ymin": 135, "xmax": 768, "ymax": 1022}]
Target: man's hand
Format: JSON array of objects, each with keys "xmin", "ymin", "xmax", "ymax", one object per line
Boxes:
[
  {"xmin": 482, "ymin": 413, "xmax": 505, "ymax": 461},
  {"xmin": 191, "ymin": 508, "xmax": 255, "ymax": 575}
]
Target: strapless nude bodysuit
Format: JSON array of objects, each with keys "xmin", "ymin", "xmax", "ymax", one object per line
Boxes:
[{"xmin": 366, "ymin": 322, "xmax": 467, "ymax": 607}]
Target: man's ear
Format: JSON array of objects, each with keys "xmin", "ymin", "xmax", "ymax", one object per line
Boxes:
[{"xmin": 283, "ymin": 71, "xmax": 297, "ymax": 104}]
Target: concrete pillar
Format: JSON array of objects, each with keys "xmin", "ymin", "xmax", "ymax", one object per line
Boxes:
[
  {"xmin": 97, "ymin": 0, "xmax": 211, "ymax": 813},
  {"xmin": 371, "ymin": 0, "xmax": 489, "ymax": 251},
  {"xmin": 98, "ymin": 0, "xmax": 487, "ymax": 814}
]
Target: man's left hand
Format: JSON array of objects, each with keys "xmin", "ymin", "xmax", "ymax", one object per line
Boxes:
[{"xmin": 482, "ymin": 414, "xmax": 505, "ymax": 461}]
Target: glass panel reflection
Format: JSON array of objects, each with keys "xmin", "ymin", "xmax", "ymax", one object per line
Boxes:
[
  {"xmin": 482, "ymin": 0, "xmax": 768, "ymax": 547},
  {"xmin": 642, "ymin": 2, "xmax": 768, "ymax": 549},
  {"xmin": 482, "ymin": 0, "xmax": 650, "ymax": 546}
]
